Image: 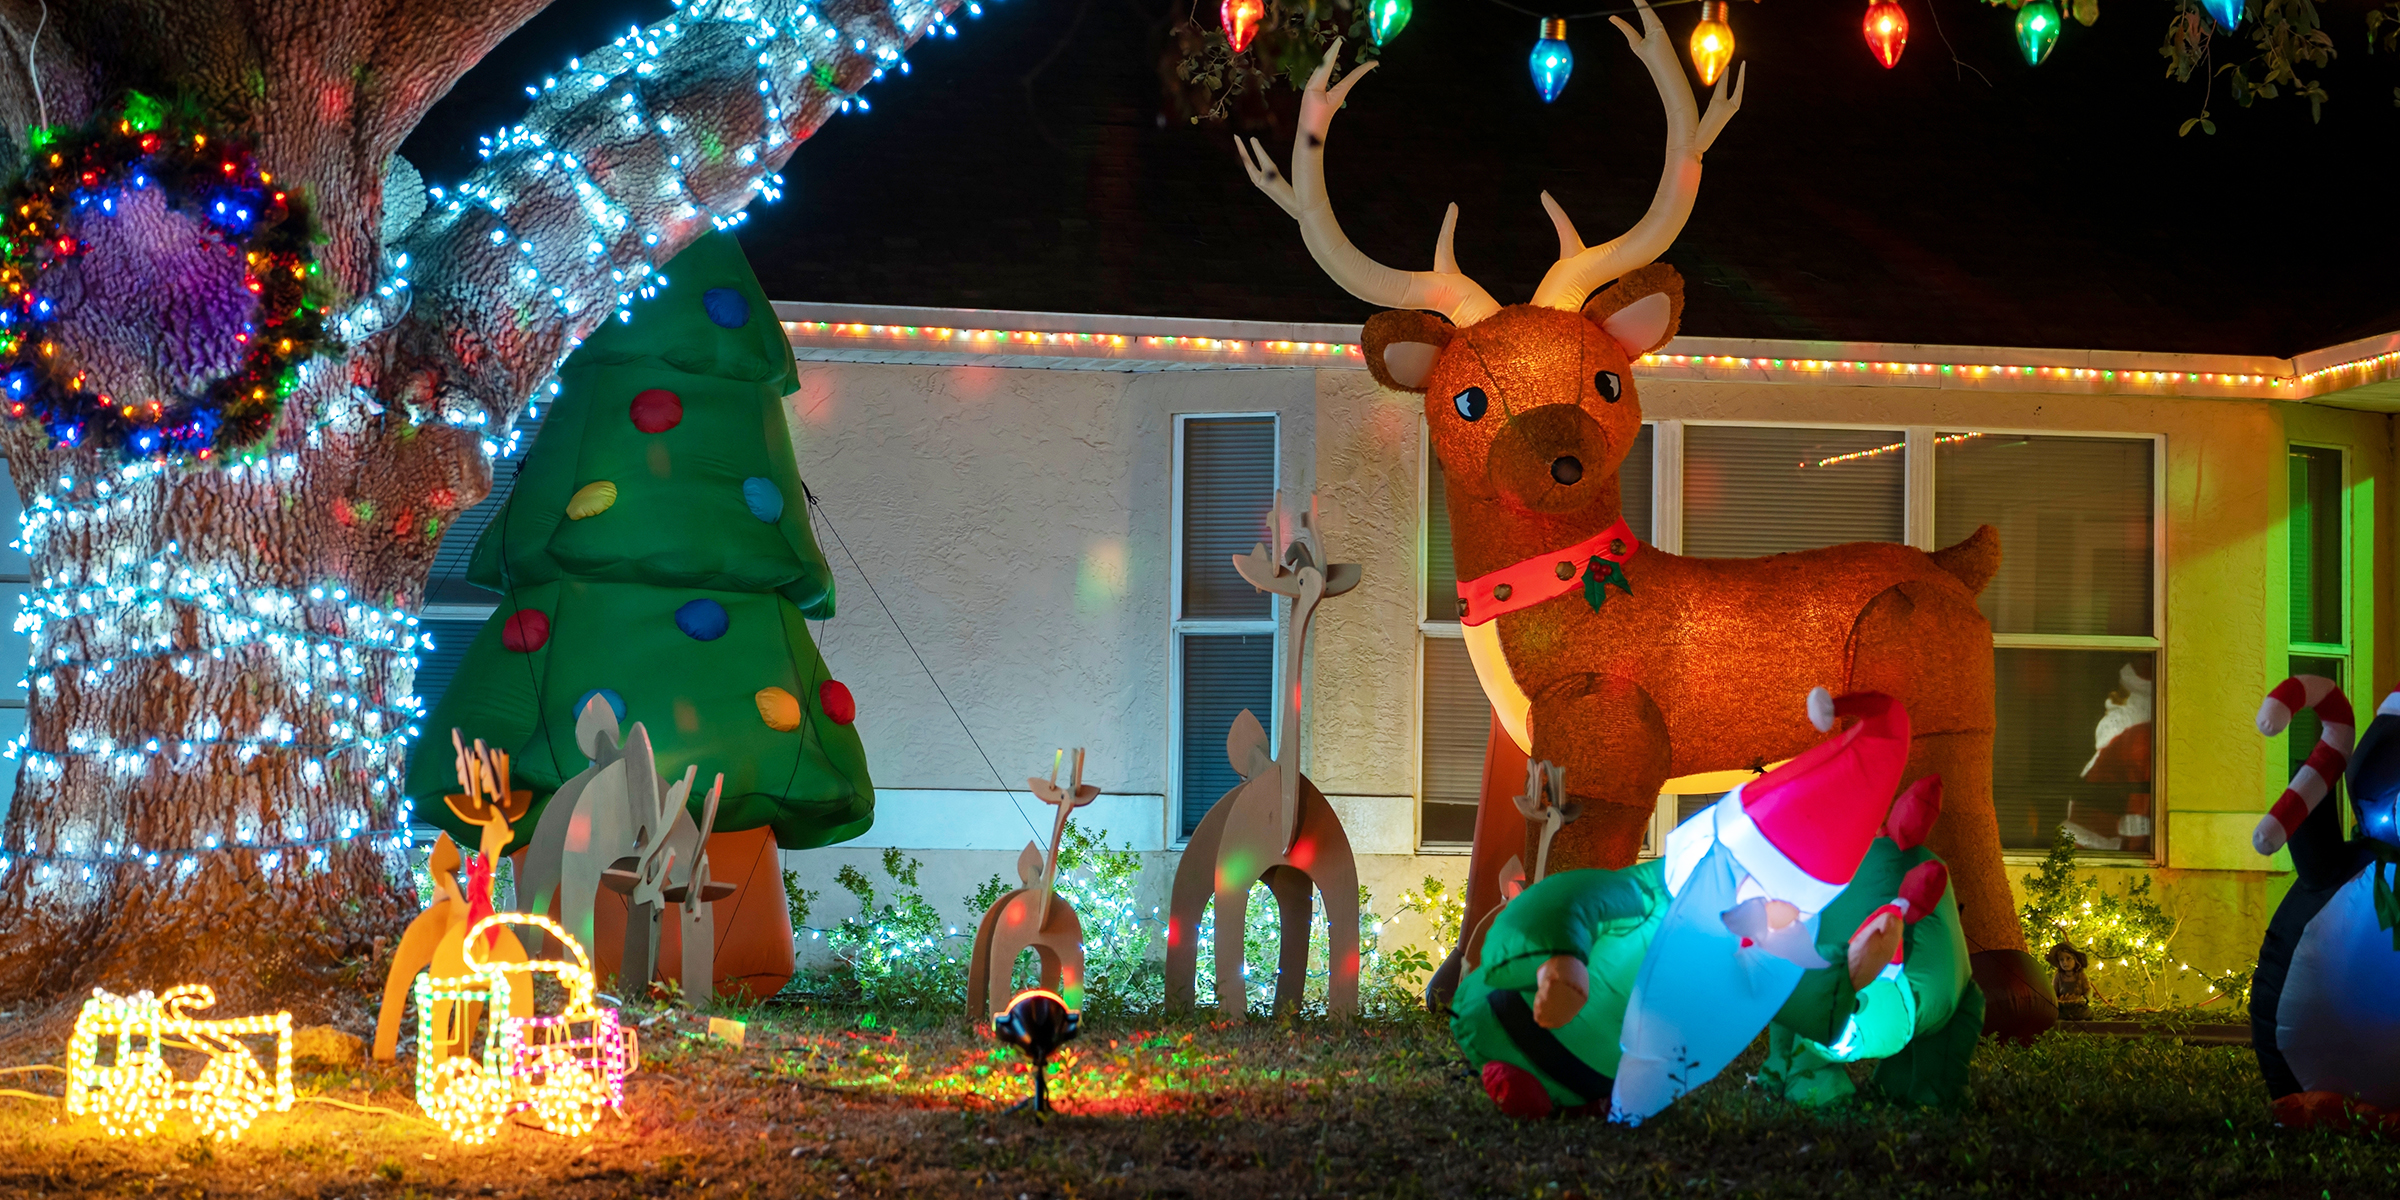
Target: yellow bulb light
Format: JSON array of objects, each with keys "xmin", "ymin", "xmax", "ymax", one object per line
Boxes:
[
  {"xmin": 1689, "ymin": 2, "xmax": 1734, "ymax": 86},
  {"xmin": 64, "ymin": 985, "xmax": 294, "ymax": 1141}
]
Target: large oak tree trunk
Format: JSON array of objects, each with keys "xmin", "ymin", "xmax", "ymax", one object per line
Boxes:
[{"xmin": 0, "ymin": 0, "xmax": 952, "ymax": 1015}]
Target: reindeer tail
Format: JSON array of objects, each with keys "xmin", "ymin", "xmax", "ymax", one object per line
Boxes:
[
  {"xmin": 2254, "ymin": 675, "xmax": 2354, "ymax": 855},
  {"xmin": 1928, "ymin": 525, "xmax": 2001, "ymax": 596}
]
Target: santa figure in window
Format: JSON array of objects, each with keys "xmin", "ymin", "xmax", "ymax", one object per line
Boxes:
[{"xmin": 2066, "ymin": 661, "xmax": 2153, "ymax": 853}]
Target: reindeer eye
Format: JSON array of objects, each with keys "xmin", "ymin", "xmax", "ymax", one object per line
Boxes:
[
  {"xmin": 1452, "ymin": 386, "xmax": 1488, "ymax": 422},
  {"xmin": 1594, "ymin": 371, "xmax": 1622, "ymax": 402}
]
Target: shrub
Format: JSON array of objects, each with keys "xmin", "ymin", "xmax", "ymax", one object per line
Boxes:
[{"xmin": 2017, "ymin": 826, "xmax": 2249, "ymax": 1011}]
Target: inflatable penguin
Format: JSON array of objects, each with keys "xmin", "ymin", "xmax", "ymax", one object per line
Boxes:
[
  {"xmin": 2249, "ymin": 676, "xmax": 2400, "ymax": 1129},
  {"xmin": 1451, "ymin": 689, "xmax": 1983, "ymax": 1122}
]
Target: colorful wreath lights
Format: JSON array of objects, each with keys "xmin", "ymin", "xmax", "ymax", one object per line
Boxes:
[
  {"xmin": 412, "ymin": 912, "xmax": 628, "ymax": 1144},
  {"xmin": 63, "ymin": 984, "xmax": 295, "ymax": 1141},
  {"xmin": 1, "ymin": 92, "xmax": 326, "ymax": 461}
]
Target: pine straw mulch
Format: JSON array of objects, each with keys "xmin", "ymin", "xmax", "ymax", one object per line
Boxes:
[{"xmin": 1, "ymin": 1001, "xmax": 2395, "ymax": 1199}]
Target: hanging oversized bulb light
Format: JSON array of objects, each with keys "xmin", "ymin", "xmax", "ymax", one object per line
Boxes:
[
  {"xmin": 1529, "ymin": 17, "xmax": 1575, "ymax": 102},
  {"xmin": 2199, "ymin": 0, "xmax": 2242, "ymax": 30},
  {"xmin": 1369, "ymin": 0, "xmax": 1413, "ymax": 46},
  {"xmin": 1862, "ymin": 0, "xmax": 1908, "ymax": 69},
  {"xmin": 1688, "ymin": 1, "xmax": 1734, "ymax": 86},
  {"xmin": 1221, "ymin": 0, "xmax": 1265, "ymax": 53},
  {"xmin": 2014, "ymin": 0, "xmax": 2061, "ymax": 65}
]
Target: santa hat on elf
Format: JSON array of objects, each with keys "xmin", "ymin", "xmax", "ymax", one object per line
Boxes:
[{"xmin": 1713, "ymin": 687, "xmax": 1913, "ymax": 914}]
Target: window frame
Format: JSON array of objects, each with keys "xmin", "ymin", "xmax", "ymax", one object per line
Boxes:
[
  {"xmin": 1168, "ymin": 412, "xmax": 1282, "ymax": 845},
  {"xmin": 2286, "ymin": 440, "xmax": 2351, "ymax": 673},
  {"xmin": 1414, "ymin": 419, "xmax": 2168, "ymax": 863}
]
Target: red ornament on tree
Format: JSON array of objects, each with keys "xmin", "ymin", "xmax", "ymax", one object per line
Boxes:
[
  {"xmin": 1862, "ymin": 0, "xmax": 1908, "ymax": 69},
  {"xmin": 1221, "ymin": 0, "xmax": 1265, "ymax": 53},
  {"xmin": 818, "ymin": 679, "xmax": 857, "ymax": 725},
  {"xmin": 500, "ymin": 609, "xmax": 551, "ymax": 653},
  {"xmin": 629, "ymin": 387, "xmax": 684, "ymax": 433}
]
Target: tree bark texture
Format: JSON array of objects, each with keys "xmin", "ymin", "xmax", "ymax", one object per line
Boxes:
[{"xmin": 0, "ymin": 0, "xmax": 958, "ymax": 1012}]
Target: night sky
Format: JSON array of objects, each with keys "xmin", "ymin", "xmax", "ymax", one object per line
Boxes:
[{"xmin": 398, "ymin": 0, "xmax": 2400, "ymax": 357}]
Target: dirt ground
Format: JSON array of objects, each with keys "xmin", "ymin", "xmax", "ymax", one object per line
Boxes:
[{"xmin": 2, "ymin": 1003, "xmax": 2394, "ymax": 1199}]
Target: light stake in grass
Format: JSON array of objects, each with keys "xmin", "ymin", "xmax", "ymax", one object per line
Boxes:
[{"xmin": 991, "ymin": 989, "xmax": 1079, "ymax": 1115}]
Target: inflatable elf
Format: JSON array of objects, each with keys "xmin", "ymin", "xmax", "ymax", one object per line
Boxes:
[{"xmin": 1452, "ymin": 689, "xmax": 1983, "ymax": 1121}]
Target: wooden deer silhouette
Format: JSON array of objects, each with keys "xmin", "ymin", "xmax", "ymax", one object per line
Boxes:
[
  {"xmin": 600, "ymin": 737, "xmax": 696, "ymax": 994},
  {"xmin": 1238, "ymin": 2, "xmax": 2044, "ymax": 1030},
  {"xmin": 1461, "ymin": 761, "xmax": 1578, "ymax": 973},
  {"xmin": 660, "ymin": 773, "xmax": 735, "ymax": 1003},
  {"xmin": 967, "ymin": 749, "xmax": 1101, "ymax": 1018},
  {"xmin": 373, "ymin": 734, "xmax": 534, "ymax": 1061},
  {"xmin": 1166, "ymin": 498, "xmax": 1366, "ymax": 1017}
]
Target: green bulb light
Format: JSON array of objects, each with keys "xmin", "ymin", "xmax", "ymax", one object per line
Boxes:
[
  {"xmin": 2015, "ymin": 0, "xmax": 2061, "ymax": 66},
  {"xmin": 1370, "ymin": 0, "xmax": 1413, "ymax": 46}
]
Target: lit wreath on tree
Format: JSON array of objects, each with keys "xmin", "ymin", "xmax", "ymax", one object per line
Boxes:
[{"xmin": 0, "ymin": 93, "xmax": 326, "ymax": 461}]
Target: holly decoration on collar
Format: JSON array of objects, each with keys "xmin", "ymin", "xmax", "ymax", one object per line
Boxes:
[
  {"xmin": 1, "ymin": 91, "xmax": 326, "ymax": 461},
  {"xmin": 1582, "ymin": 555, "xmax": 1631, "ymax": 612}
]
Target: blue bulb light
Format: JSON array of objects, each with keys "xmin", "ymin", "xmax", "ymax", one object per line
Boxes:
[
  {"xmin": 1529, "ymin": 19, "xmax": 1574, "ymax": 103},
  {"xmin": 2200, "ymin": 0, "xmax": 2241, "ymax": 30}
]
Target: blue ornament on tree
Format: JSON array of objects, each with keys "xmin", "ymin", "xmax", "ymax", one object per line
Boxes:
[
  {"xmin": 2199, "ymin": 0, "xmax": 2241, "ymax": 30},
  {"xmin": 702, "ymin": 287, "xmax": 751, "ymax": 328},
  {"xmin": 674, "ymin": 598, "xmax": 731, "ymax": 641},
  {"xmin": 741, "ymin": 476, "xmax": 785, "ymax": 522},
  {"xmin": 574, "ymin": 688, "xmax": 627, "ymax": 723}
]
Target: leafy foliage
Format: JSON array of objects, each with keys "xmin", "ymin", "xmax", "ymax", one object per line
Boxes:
[
  {"xmin": 1167, "ymin": 0, "xmax": 1383, "ymax": 125},
  {"xmin": 822, "ymin": 849, "xmax": 964, "ymax": 1009},
  {"xmin": 2017, "ymin": 827, "xmax": 2249, "ymax": 1011}
]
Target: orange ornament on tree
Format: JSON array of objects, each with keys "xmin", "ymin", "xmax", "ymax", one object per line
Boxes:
[
  {"xmin": 1221, "ymin": 0, "xmax": 1265, "ymax": 53},
  {"xmin": 1862, "ymin": 0, "xmax": 1908, "ymax": 69}
]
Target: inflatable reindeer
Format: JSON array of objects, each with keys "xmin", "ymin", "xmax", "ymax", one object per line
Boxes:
[
  {"xmin": 1459, "ymin": 760, "xmax": 1578, "ymax": 974},
  {"xmin": 1236, "ymin": 3, "xmax": 2045, "ymax": 1033},
  {"xmin": 967, "ymin": 749, "xmax": 1102, "ymax": 1019},
  {"xmin": 1167, "ymin": 499, "xmax": 1365, "ymax": 1017}
]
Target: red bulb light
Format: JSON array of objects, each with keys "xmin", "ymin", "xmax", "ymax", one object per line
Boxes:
[
  {"xmin": 1221, "ymin": 0, "xmax": 1265, "ymax": 53},
  {"xmin": 1863, "ymin": 0, "xmax": 1908, "ymax": 69}
]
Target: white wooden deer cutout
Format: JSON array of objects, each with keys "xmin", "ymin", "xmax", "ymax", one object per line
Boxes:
[
  {"xmin": 1166, "ymin": 497, "xmax": 1367, "ymax": 1017},
  {"xmin": 966, "ymin": 749, "xmax": 1102, "ymax": 1018},
  {"xmin": 661, "ymin": 773, "xmax": 735, "ymax": 1003},
  {"xmin": 1462, "ymin": 760, "xmax": 1579, "ymax": 972}
]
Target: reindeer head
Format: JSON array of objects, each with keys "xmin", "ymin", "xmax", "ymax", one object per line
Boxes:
[{"xmin": 1237, "ymin": 1, "xmax": 1739, "ymax": 521}]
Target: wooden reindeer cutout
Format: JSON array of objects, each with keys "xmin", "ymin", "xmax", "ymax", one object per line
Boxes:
[
  {"xmin": 660, "ymin": 773, "xmax": 736, "ymax": 1003},
  {"xmin": 374, "ymin": 734, "xmax": 535, "ymax": 1061},
  {"xmin": 1241, "ymin": 1, "xmax": 2044, "ymax": 1031},
  {"xmin": 1461, "ymin": 761, "xmax": 1578, "ymax": 972},
  {"xmin": 600, "ymin": 728, "xmax": 691, "ymax": 992},
  {"xmin": 967, "ymin": 749, "xmax": 1101, "ymax": 1019},
  {"xmin": 518, "ymin": 696, "xmax": 628, "ymax": 960},
  {"xmin": 1166, "ymin": 498, "xmax": 1366, "ymax": 1017}
]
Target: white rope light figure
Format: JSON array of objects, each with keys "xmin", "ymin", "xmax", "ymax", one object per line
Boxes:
[
  {"xmin": 413, "ymin": 912, "xmax": 626, "ymax": 1143},
  {"xmin": 64, "ymin": 984, "xmax": 294, "ymax": 1141}
]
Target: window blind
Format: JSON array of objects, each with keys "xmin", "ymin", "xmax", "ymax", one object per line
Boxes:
[
  {"xmin": 1180, "ymin": 633, "xmax": 1276, "ymax": 837},
  {"xmin": 2289, "ymin": 447, "xmax": 2343, "ymax": 646},
  {"xmin": 1682, "ymin": 426, "xmax": 1903, "ymax": 557},
  {"xmin": 1936, "ymin": 434, "xmax": 2153, "ymax": 637},
  {"xmin": 1181, "ymin": 417, "xmax": 1276, "ymax": 620},
  {"xmin": 1992, "ymin": 648, "xmax": 2155, "ymax": 852},
  {"xmin": 1420, "ymin": 637, "xmax": 1490, "ymax": 845},
  {"xmin": 1426, "ymin": 424, "xmax": 1652, "ymax": 622}
]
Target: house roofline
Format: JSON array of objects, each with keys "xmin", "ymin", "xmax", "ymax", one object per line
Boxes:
[{"xmin": 774, "ymin": 301, "xmax": 2400, "ymax": 407}]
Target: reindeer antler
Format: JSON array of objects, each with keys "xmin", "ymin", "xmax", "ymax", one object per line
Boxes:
[
  {"xmin": 1529, "ymin": 0, "xmax": 1745, "ymax": 311},
  {"xmin": 1235, "ymin": 42, "xmax": 1501, "ymax": 327}
]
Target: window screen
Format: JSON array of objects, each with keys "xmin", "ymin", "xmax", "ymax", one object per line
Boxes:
[
  {"xmin": 1427, "ymin": 425, "xmax": 1651, "ymax": 622},
  {"xmin": 2289, "ymin": 446, "xmax": 2343, "ymax": 647},
  {"xmin": 1181, "ymin": 417, "xmax": 1276, "ymax": 620},
  {"xmin": 1993, "ymin": 648, "xmax": 2155, "ymax": 852},
  {"xmin": 1180, "ymin": 633, "xmax": 1275, "ymax": 837},
  {"xmin": 1682, "ymin": 426, "xmax": 1903, "ymax": 557},
  {"xmin": 1936, "ymin": 434, "xmax": 2154, "ymax": 637},
  {"xmin": 1420, "ymin": 637, "xmax": 1488, "ymax": 846},
  {"xmin": 2288, "ymin": 653, "xmax": 2345, "ymax": 793}
]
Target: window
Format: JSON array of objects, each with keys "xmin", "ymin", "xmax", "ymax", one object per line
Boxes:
[
  {"xmin": 1937, "ymin": 433, "xmax": 2158, "ymax": 854},
  {"xmin": 1419, "ymin": 425, "xmax": 1652, "ymax": 848},
  {"xmin": 0, "ymin": 459, "xmax": 23, "ymax": 828},
  {"xmin": 1683, "ymin": 425, "xmax": 1905, "ymax": 557},
  {"xmin": 2287, "ymin": 445, "xmax": 2347, "ymax": 786},
  {"xmin": 1172, "ymin": 415, "xmax": 1278, "ymax": 838}
]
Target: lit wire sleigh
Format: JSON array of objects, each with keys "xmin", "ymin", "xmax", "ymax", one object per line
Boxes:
[
  {"xmin": 65, "ymin": 984, "xmax": 295, "ymax": 1141},
  {"xmin": 412, "ymin": 912, "xmax": 629, "ymax": 1143}
]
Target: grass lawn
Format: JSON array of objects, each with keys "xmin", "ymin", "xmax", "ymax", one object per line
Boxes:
[{"xmin": 2, "ymin": 1003, "xmax": 2394, "ymax": 1198}]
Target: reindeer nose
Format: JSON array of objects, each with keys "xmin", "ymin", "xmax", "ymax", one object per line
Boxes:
[{"xmin": 1550, "ymin": 456, "xmax": 1584, "ymax": 486}]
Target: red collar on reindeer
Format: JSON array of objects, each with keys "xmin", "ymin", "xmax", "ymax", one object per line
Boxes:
[{"xmin": 1455, "ymin": 518, "xmax": 1639, "ymax": 627}]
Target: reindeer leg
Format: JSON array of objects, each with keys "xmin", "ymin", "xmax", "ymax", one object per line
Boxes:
[
  {"xmin": 1433, "ymin": 713, "xmax": 1532, "ymax": 1012},
  {"xmin": 1528, "ymin": 675, "xmax": 1671, "ymax": 873},
  {"xmin": 1311, "ymin": 835, "xmax": 1362, "ymax": 1018},
  {"xmin": 1165, "ymin": 794, "xmax": 1236, "ymax": 1012},
  {"xmin": 1212, "ymin": 874, "xmax": 1255, "ymax": 1019},
  {"xmin": 1264, "ymin": 865, "xmax": 1313, "ymax": 1017}
]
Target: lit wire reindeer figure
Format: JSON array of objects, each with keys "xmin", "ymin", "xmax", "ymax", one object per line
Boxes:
[
  {"xmin": 1167, "ymin": 498, "xmax": 1367, "ymax": 1017},
  {"xmin": 968, "ymin": 749, "xmax": 1102, "ymax": 1018}
]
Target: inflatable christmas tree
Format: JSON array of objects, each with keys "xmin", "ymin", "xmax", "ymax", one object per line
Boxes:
[{"xmin": 405, "ymin": 231, "xmax": 873, "ymax": 855}]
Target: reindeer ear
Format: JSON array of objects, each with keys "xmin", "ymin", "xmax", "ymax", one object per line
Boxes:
[
  {"xmin": 1363, "ymin": 310, "xmax": 1454, "ymax": 392},
  {"xmin": 1582, "ymin": 263, "xmax": 1685, "ymax": 357}
]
